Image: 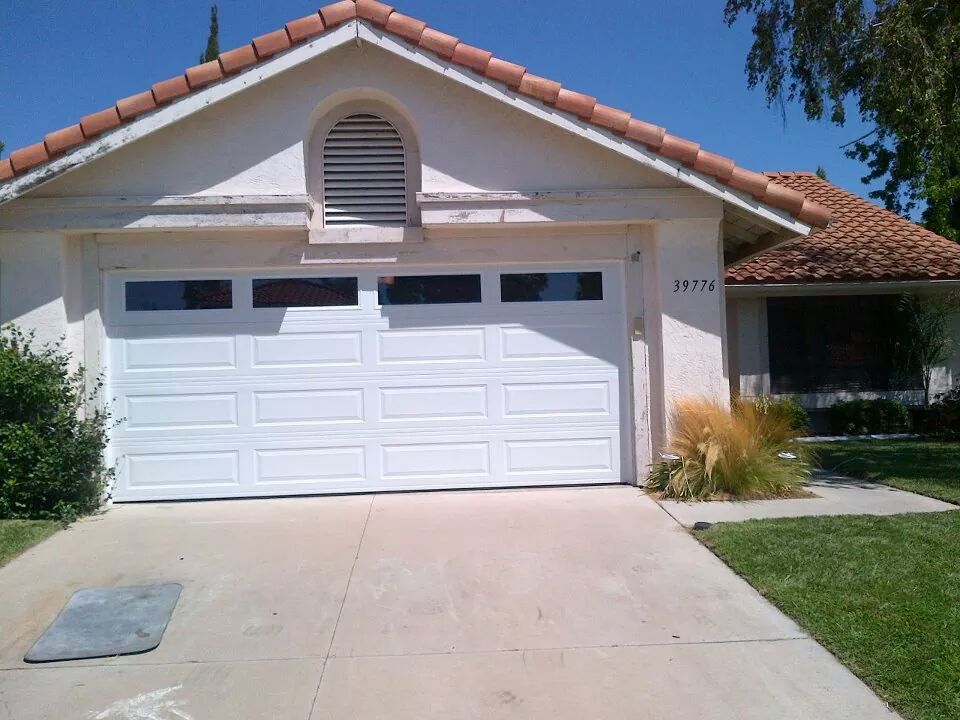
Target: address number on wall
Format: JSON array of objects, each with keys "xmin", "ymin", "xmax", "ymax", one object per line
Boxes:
[{"xmin": 673, "ymin": 279, "xmax": 717, "ymax": 293}]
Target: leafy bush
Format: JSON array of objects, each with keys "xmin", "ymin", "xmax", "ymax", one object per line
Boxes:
[
  {"xmin": 925, "ymin": 383, "xmax": 960, "ymax": 436},
  {"xmin": 645, "ymin": 397, "xmax": 811, "ymax": 500},
  {"xmin": 752, "ymin": 394, "xmax": 809, "ymax": 432},
  {"xmin": 829, "ymin": 399, "xmax": 912, "ymax": 436},
  {"xmin": 0, "ymin": 326, "xmax": 112, "ymax": 520}
]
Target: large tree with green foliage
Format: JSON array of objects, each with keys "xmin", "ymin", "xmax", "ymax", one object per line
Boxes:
[
  {"xmin": 724, "ymin": 1, "xmax": 960, "ymax": 240},
  {"xmin": 200, "ymin": 5, "xmax": 220, "ymax": 64}
]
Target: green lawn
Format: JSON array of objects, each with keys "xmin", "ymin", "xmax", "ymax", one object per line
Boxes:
[
  {"xmin": 0, "ymin": 520, "xmax": 59, "ymax": 567},
  {"xmin": 700, "ymin": 513, "xmax": 960, "ymax": 720},
  {"xmin": 809, "ymin": 439, "xmax": 960, "ymax": 504}
]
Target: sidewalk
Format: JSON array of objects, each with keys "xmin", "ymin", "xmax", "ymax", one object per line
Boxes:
[{"xmin": 657, "ymin": 470, "xmax": 957, "ymax": 527}]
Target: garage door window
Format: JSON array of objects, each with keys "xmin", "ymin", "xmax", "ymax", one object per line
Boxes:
[
  {"xmin": 378, "ymin": 274, "xmax": 482, "ymax": 305},
  {"xmin": 125, "ymin": 279, "xmax": 232, "ymax": 311},
  {"xmin": 500, "ymin": 272, "xmax": 603, "ymax": 302},
  {"xmin": 253, "ymin": 277, "xmax": 358, "ymax": 308}
]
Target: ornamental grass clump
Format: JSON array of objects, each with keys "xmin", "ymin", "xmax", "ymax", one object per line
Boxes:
[{"xmin": 645, "ymin": 397, "xmax": 811, "ymax": 500}]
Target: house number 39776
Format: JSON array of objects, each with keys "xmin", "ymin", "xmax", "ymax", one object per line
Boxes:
[{"xmin": 673, "ymin": 279, "xmax": 716, "ymax": 293}]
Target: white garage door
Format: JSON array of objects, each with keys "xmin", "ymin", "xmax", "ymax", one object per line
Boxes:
[{"xmin": 104, "ymin": 264, "xmax": 628, "ymax": 500}]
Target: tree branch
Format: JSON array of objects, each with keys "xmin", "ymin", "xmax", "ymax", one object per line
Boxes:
[{"xmin": 839, "ymin": 127, "xmax": 878, "ymax": 149}]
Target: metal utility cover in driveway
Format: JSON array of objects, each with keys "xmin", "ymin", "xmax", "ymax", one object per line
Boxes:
[{"xmin": 24, "ymin": 583, "xmax": 181, "ymax": 663}]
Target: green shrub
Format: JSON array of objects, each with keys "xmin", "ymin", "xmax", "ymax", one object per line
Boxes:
[
  {"xmin": 829, "ymin": 399, "xmax": 912, "ymax": 435},
  {"xmin": 752, "ymin": 394, "xmax": 809, "ymax": 432},
  {"xmin": 926, "ymin": 383, "xmax": 960, "ymax": 437},
  {"xmin": 645, "ymin": 397, "xmax": 811, "ymax": 500},
  {"xmin": 0, "ymin": 326, "xmax": 113, "ymax": 521}
]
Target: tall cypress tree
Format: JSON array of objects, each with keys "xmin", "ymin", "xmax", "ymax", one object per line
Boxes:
[{"xmin": 200, "ymin": 5, "xmax": 220, "ymax": 64}]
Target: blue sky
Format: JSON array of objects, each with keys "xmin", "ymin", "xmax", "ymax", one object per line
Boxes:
[{"xmin": 0, "ymin": 0, "xmax": 878, "ymax": 202}]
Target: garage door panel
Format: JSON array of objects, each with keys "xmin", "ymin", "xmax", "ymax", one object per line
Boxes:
[
  {"xmin": 499, "ymin": 323, "xmax": 617, "ymax": 363},
  {"xmin": 253, "ymin": 389, "xmax": 365, "ymax": 426},
  {"xmin": 252, "ymin": 332, "xmax": 363, "ymax": 368},
  {"xmin": 120, "ymin": 336, "xmax": 238, "ymax": 373},
  {"xmin": 380, "ymin": 441, "xmax": 491, "ymax": 481},
  {"xmin": 505, "ymin": 437, "xmax": 616, "ymax": 476},
  {"xmin": 376, "ymin": 327, "xmax": 486, "ymax": 364},
  {"xmin": 378, "ymin": 384, "xmax": 488, "ymax": 421},
  {"xmin": 502, "ymin": 380, "xmax": 613, "ymax": 418},
  {"xmin": 124, "ymin": 450, "xmax": 241, "ymax": 492},
  {"xmin": 254, "ymin": 446, "xmax": 366, "ymax": 486},
  {"xmin": 107, "ymin": 264, "xmax": 628, "ymax": 499},
  {"xmin": 124, "ymin": 392, "xmax": 239, "ymax": 431}
]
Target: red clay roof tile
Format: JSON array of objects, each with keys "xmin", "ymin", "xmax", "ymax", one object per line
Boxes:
[
  {"xmin": 116, "ymin": 91, "xmax": 157, "ymax": 120},
  {"xmin": 451, "ymin": 43, "xmax": 492, "ymax": 74},
  {"xmin": 152, "ymin": 76, "xmax": 191, "ymax": 105},
  {"xmin": 384, "ymin": 12, "xmax": 426, "ymax": 43},
  {"xmin": 319, "ymin": 0, "xmax": 358, "ymax": 27},
  {"xmin": 253, "ymin": 29, "xmax": 292, "ymax": 59},
  {"xmin": 285, "ymin": 13, "xmax": 326, "ymax": 43},
  {"xmin": 589, "ymin": 104, "xmax": 631, "ymax": 134},
  {"xmin": 185, "ymin": 60, "xmax": 223, "ymax": 89},
  {"xmin": 219, "ymin": 45, "xmax": 258, "ymax": 74},
  {"xmin": 727, "ymin": 167, "xmax": 769, "ymax": 197},
  {"xmin": 418, "ymin": 27, "xmax": 458, "ymax": 58},
  {"xmin": 693, "ymin": 150, "xmax": 735, "ymax": 182},
  {"xmin": 79, "ymin": 107, "xmax": 121, "ymax": 137},
  {"xmin": 554, "ymin": 88, "xmax": 597, "ymax": 119},
  {"xmin": 659, "ymin": 135, "xmax": 700, "ymax": 166},
  {"xmin": 116, "ymin": 94, "xmax": 154, "ymax": 123},
  {"xmin": 517, "ymin": 73, "xmax": 561, "ymax": 104},
  {"xmin": 44, "ymin": 125, "xmax": 86, "ymax": 155},
  {"xmin": 355, "ymin": 0, "xmax": 394, "ymax": 26},
  {"xmin": 728, "ymin": 173, "xmax": 960, "ymax": 284},
  {"xmin": 0, "ymin": 159, "xmax": 13, "ymax": 182},
  {"xmin": 625, "ymin": 118, "xmax": 665, "ymax": 149},
  {"xmin": 0, "ymin": 1, "xmax": 831, "ymax": 229},
  {"xmin": 485, "ymin": 57, "xmax": 526, "ymax": 88},
  {"xmin": 762, "ymin": 182, "xmax": 805, "ymax": 215},
  {"xmin": 9, "ymin": 143, "xmax": 49, "ymax": 173}
]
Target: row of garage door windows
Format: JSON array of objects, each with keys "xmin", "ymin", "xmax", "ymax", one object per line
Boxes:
[{"xmin": 124, "ymin": 271, "xmax": 605, "ymax": 312}]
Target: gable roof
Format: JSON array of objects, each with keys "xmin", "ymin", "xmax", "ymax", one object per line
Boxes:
[
  {"xmin": 0, "ymin": 0, "xmax": 830, "ymax": 230},
  {"xmin": 727, "ymin": 172, "xmax": 960, "ymax": 284}
]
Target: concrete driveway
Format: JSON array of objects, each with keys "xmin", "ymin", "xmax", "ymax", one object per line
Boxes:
[{"xmin": 0, "ymin": 487, "xmax": 895, "ymax": 719}]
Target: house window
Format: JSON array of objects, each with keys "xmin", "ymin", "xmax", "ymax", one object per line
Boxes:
[
  {"xmin": 322, "ymin": 113, "xmax": 406, "ymax": 226},
  {"xmin": 500, "ymin": 272, "xmax": 603, "ymax": 302},
  {"xmin": 252, "ymin": 277, "xmax": 358, "ymax": 308},
  {"xmin": 767, "ymin": 295, "xmax": 919, "ymax": 393},
  {"xmin": 378, "ymin": 275, "xmax": 481, "ymax": 305},
  {"xmin": 125, "ymin": 280, "xmax": 232, "ymax": 311}
]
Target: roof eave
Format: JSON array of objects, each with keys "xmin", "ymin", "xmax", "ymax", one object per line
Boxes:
[{"xmin": 0, "ymin": 13, "xmax": 821, "ymax": 237}]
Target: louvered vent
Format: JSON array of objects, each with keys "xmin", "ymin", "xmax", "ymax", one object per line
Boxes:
[{"xmin": 322, "ymin": 114, "xmax": 407, "ymax": 226}]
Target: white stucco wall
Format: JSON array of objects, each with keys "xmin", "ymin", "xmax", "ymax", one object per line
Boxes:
[
  {"xmin": 0, "ymin": 232, "xmax": 68, "ymax": 348},
  {"xmin": 643, "ymin": 218, "xmax": 728, "ymax": 449},
  {"xmin": 35, "ymin": 43, "xmax": 673, "ymax": 200}
]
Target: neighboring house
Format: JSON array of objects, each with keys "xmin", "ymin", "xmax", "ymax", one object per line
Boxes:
[
  {"xmin": 0, "ymin": 0, "xmax": 831, "ymax": 501},
  {"xmin": 727, "ymin": 171, "xmax": 960, "ymax": 419}
]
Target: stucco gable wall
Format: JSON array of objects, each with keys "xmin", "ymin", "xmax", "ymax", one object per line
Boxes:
[{"xmin": 31, "ymin": 43, "xmax": 676, "ymax": 200}]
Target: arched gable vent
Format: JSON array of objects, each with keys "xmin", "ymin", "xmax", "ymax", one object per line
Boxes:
[{"xmin": 322, "ymin": 113, "xmax": 407, "ymax": 226}]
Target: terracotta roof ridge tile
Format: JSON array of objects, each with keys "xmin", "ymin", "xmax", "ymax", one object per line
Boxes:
[{"xmin": 0, "ymin": 0, "xmax": 831, "ymax": 228}]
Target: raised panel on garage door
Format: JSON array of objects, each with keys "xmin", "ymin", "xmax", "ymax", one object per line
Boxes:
[{"xmin": 104, "ymin": 265, "xmax": 627, "ymax": 500}]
